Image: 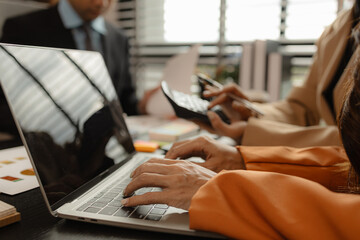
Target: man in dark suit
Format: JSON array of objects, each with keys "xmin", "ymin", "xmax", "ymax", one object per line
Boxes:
[
  {"xmin": 0, "ymin": 0, "xmax": 149, "ymax": 116},
  {"xmin": 0, "ymin": 0, "xmax": 158, "ymax": 143}
]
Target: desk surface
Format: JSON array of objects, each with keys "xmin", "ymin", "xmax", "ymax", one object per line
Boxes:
[{"xmin": 0, "ymin": 187, "xmax": 206, "ymax": 239}]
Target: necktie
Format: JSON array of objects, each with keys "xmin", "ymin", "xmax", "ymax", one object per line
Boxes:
[{"xmin": 82, "ymin": 23, "xmax": 93, "ymax": 51}]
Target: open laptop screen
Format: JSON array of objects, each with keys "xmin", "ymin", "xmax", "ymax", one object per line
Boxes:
[{"xmin": 0, "ymin": 44, "xmax": 135, "ymax": 206}]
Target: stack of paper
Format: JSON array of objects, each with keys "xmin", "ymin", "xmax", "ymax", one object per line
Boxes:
[
  {"xmin": 0, "ymin": 200, "xmax": 21, "ymax": 227},
  {"xmin": 149, "ymin": 119, "xmax": 199, "ymax": 142}
]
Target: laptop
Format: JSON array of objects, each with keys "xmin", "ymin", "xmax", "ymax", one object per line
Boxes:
[{"xmin": 0, "ymin": 43, "xmax": 222, "ymax": 238}]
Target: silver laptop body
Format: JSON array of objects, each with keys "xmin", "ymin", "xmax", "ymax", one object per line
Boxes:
[{"xmin": 0, "ymin": 43, "xmax": 221, "ymax": 238}]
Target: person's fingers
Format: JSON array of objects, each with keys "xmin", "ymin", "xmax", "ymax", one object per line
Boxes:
[
  {"xmin": 130, "ymin": 162, "xmax": 172, "ymax": 178},
  {"xmin": 222, "ymin": 84, "xmax": 249, "ymax": 99},
  {"xmin": 144, "ymin": 158, "xmax": 180, "ymax": 165},
  {"xmin": 191, "ymin": 161, "xmax": 213, "ymax": 171},
  {"xmin": 204, "ymin": 83, "xmax": 248, "ymax": 99},
  {"xmin": 165, "ymin": 136, "xmax": 212, "ymax": 160},
  {"xmin": 203, "ymin": 85, "xmax": 221, "ymax": 97},
  {"xmin": 130, "ymin": 158, "xmax": 182, "ymax": 178},
  {"xmin": 194, "ymin": 161, "xmax": 219, "ymax": 172},
  {"xmin": 232, "ymin": 101, "xmax": 252, "ymax": 119},
  {"xmin": 124, "ymin": 173, "xmax": 169, "ymax": 196},
  {"xmin": 191, "ymin": 119, "xmax": 216, "ymax": 133},
  {"xmin": 121, "ymin": 191, "xmax": 167, "ymax": 207},
  {"xmin": 131, "ymin": 159, "xmax": 184, "ymax": 178},
  {"xmin": 207, "ymin": 93, "xmax": 230, "ymax": 109},
  {"xmin": 208, "ymin": 111, "xmax": 246, "ymax": 139},
  {"xmin": 207, "ymin": 111, "xmax": 228, "ymax": 130},
  {"xmin": 167, "ymin": 139, "xmax": 191, "ymax": 151}
]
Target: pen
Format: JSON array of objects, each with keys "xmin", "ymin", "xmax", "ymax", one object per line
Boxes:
[
  {"xmin": 197, "ymin": 73, "xmax": 223, "ymax": 89},
  {"xmin": 226, "ymin": 93, "xmax": 264, "ymax": 117},
  {"xmin": 197, "ymin": 73, "xmax": 265, "ymax": 117}
]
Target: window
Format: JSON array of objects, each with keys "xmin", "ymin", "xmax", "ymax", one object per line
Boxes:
[
  {"xmin": 164, "ymin": 0, "xmax": 220, "ymax": 42},
  {"xmin": 136, "ymin": 0, "xmax": 220, "ymax": 44},
  {"xmin": 226, "ymin": 0, "xmax": 281, "ymax": 41},
  {"xmin": 122, "ymin": 0, "xmax": 343, "ymax": 97},
  {"xmin": 285, "ymin": 0, "xmax": 338, "ymax": 39},
  {"xmin": 136, "ymin": 0, "xmax": 338, "ymax": 43}
]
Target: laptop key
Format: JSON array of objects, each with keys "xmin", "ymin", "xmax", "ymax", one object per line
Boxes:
[
  {"xmin": 99, "ymin": 206, "xmax": 119, "ymax": 216},
  {"xmin": 152, "ymin": 187, "xmax": 162, "ymax": 192},
  {"xmin": 135, "ymin": 188, "xmax": 153, "ymax": 195},
  {"xmin": 114, "ymin": 196, "xmax": 124, "ymax": 201},
  {"xmin": 150, "ymin": 208, "xmax": 166, "ymax": 215},
  {"xmin": 84, "ymin": 207, "xmax": 101, "ymax": 213},
  {"xmin": 154, "ymin": 204, "xmax": 169, "ymax": 209},
  {"xmin": 109, "ymin": 188, "xmax": 123, "ymax": 193},
  {"xmin": 77, "ymin": 202, "xmax": 92, "ymax": 211},
  {"xmin": 104, "ymin": 192, "xmax": 118, "ymax": 198},
  {"xmin": 92, "ymin": 202, "xmax": 107, "ymax": 208},
  {"xmin": 137, "ymin": 205, "xmax": 152, "ymax": 215},
  {"xmin": 145, "ymin": 214, "xmax": 162, "ymax": 221},
  {"xmin": 87, "ymin": 198, "xmax": 98, "ymax": 203},
  {"xmin": 94, "ymin": 192, "xmax": 104, "ymax": 198},
  {"xmin": 129, "ymin": 205, "xmax": 152, "ymax": 219},
  {"xmin": 129, "ymin": 211, "xmax": 146, "ymax": 219},
  {"xmin": 114, "ymin": 207, "xmax": 135, "ymax": 217},
  {"xmin": 96, "ymin": 197, "xmax": 113, "ymax": 203},
  {"xmin": 108, "ymin": 200, "xmax": 122, "ymax": 207}
]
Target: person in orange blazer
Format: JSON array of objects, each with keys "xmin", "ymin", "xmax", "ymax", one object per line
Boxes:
[
  {"xmin": 121, "ymin": 143, "xmax": 355, "ymax": 239},
  {"xmin": 119, "ymin": 128, "xmax": 358, "ymax": 238},
  {"xmin": 200, "ymin": 3, "xmax": 359, "ymax": 148},
  {"xmin": 118, "ymin": 39, "xmax": 360, "ymax": 238}
]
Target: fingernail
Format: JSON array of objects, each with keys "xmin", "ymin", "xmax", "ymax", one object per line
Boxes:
[
  {"xmin": 121, "ymin": 198, "xmax": 128, "ymax": 206},
  {"xmin": 130, "ymin": 171, "xmax": 134, "ymax": 178}
]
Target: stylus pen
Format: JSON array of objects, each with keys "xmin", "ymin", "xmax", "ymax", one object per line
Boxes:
[
  {"xmin": 197, "ymin": 73, "xmax": 265, "ymax": 117},
  {"xmin": 227, "ymin": 92, "xmax": 264, "ymax": 117}
]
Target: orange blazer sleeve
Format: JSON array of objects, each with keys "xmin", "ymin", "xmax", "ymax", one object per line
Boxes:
[
  {"xmin": 189, "ymin": 170, "xmax": 360, "ymax": 239},
  {"xmin": 237, "ymin": 145, "xmax": 349, "ymax": 191}
]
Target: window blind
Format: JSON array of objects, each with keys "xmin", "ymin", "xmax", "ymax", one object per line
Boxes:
[{"xmin": 116, "ymin": 0, "xmax": 342, "ymax": 96}]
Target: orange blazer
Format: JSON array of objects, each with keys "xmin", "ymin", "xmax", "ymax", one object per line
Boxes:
[
  {"xmin": 189, "ymin": 146, "xmax": 355, "ymax": 239},
  {"xmin": 241, "ymin": 8, "xmax": 354, "ymax": 147},
  {"xmin": 238, "ymin": 146, "xmax": 349, "ymax": 191}
]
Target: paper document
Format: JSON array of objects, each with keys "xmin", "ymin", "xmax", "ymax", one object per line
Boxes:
[
  {"xmin": 0, "ymin": 146, "xmax": 39, "ymax": 195},
  {"xmin": 125, "ymin": 115, "xmax": 172, "ymax": 138},
  {"xmin": 146, "ymin": 44, "xmax": 200, "ymax": 117},
  {"xmin": 148, "ymin": 119, "xmax": 199, "ymax": 142}
]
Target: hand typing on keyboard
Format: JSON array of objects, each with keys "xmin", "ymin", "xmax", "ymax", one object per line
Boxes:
[
  {"xmin": 121, "ymin": 158, "xmax": 216, "ymax": 210},
  {"xmin": 77, "ymin": 177, "xmax": 169, "ymax": 221},
  {"xmin": 121, "ymin": 135, "xmax": 245, "ymax": 210}
]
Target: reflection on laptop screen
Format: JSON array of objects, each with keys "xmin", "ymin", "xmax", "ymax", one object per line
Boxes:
[{"xmin": 0, "ymin": 44, "xmax": 135, "ymax": 206}]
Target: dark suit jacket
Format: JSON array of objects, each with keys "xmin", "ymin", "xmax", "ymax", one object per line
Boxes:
[{"xmin": 0, "ymin": 5, "xmax": 139, "ymax": 116}]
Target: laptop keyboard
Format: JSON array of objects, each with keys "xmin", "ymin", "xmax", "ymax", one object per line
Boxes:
[{"xmin": 76, "ymin": 158, "xmax": 169, "ymax": 221}]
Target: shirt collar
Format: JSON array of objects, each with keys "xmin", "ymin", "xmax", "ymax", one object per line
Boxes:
[{"xmin": 58, "ymin": 0, "xmax": 107, "ymax": 34}]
